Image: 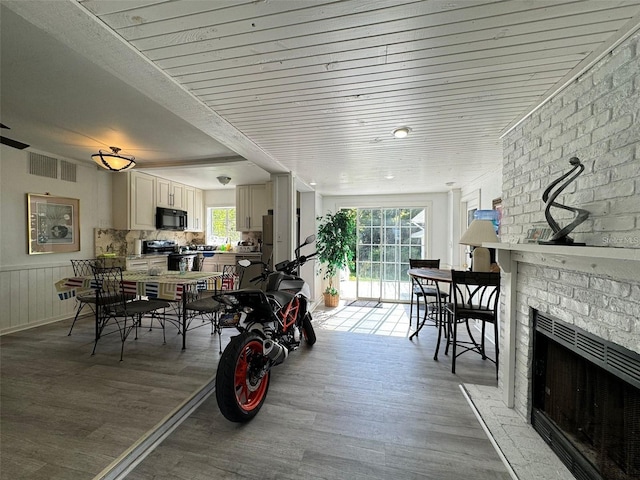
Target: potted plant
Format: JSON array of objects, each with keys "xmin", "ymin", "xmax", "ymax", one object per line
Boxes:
[{"xmin": 316, "ymin": 209, "xmax": 356, "ymax": 307}]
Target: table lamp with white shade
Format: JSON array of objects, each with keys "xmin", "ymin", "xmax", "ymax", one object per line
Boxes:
[{"xmin": 459, "ymin": 219, "xmax": 499, "ymax": 272}]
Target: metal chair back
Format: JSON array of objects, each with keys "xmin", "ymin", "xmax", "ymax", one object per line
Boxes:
[
  {"xmin": 450, "ymin": 270, "xmax": 500, "ymax": 319},
  {"xmin": 71, "ymin": 259, "xmax": 98, "ymax": 277},
  {"xmin": 446, "ymin": 269, "xmax": 501, "ymax": 376},
  {"xmin": 408, "ymin": 258, "xmax": 442, "ymax": 326}
]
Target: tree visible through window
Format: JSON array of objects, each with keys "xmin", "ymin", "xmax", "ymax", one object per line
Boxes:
[{"xmin": 207, "ymin": 207, "xmax": 240, "ymax": 245}]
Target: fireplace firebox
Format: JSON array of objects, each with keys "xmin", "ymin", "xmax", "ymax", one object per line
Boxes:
[{"xmin": 531, "ymin": 311, "xmax": 639, "ymax": 480}]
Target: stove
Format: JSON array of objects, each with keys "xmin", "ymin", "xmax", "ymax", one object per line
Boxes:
[
  {"xmin": 142, "ymin": 240, "xmax": 197, "ymax": 271},
  {"xmin": 142, "ymin": 239, "xmax": 176, "ymax": 255}
]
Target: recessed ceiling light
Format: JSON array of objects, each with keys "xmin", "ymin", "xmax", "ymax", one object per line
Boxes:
[
  {"xmin": 309, "ymin": 181, "xmax": 317, "ymax": 186},
  {"xmin": 385, "ymin": 174, "xmax": 395, "ymax": 180},
  {"xmin": 392, "ymin": 127, "xmax": 411, "ymax": 138}
]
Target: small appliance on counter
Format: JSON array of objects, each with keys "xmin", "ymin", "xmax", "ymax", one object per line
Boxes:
[{"xmin": 142, "ymin": 240, "xmax": 197, "ymax": 271}]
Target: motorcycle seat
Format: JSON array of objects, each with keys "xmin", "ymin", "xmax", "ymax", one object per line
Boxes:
[{"xmin": 267, "ymin": 290, "xmax": 294, "ymax": 307}]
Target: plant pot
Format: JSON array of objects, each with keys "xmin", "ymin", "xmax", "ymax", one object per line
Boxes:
[{"xmin": 324, "ymin": 292, "xmax": 339, "ymax": 307}]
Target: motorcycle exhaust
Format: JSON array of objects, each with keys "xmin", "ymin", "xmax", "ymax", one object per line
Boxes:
[{"xmin": 263, "ymin": 339, "xmax": 288, "ymax": 365}]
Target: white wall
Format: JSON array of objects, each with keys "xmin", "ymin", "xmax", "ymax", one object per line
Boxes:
[
  {"xmin": 298, "ymin": 191, "xmax": 318, "ymax": 302},
  {"xmin": 203, "ymin": 188, "xmax": 235, "ymax": 208},
  {"xmin": 0, "ymin": 145, "xmax": 112, "ymax": 332},
  {"xmin": 460, "ymin": 167, "xmax": 503, "ymax": 211}
]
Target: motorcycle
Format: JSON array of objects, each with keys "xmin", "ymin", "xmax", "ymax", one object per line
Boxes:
[{"xmin": 213, "ymin": 234, "xmax": 318, "ymax": 422}]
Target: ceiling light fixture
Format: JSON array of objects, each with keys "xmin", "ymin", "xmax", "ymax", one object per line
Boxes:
[
  {"xmin": 392, "ymin": 127, "xmax": 411, "ymax": 138},
  {"xmin": 92, "ymin": 146, "xmax": 135, "ymax": 172},
  {"xmin": 217, "ymin": 175, "xmax": 231, "ymax": 185}
]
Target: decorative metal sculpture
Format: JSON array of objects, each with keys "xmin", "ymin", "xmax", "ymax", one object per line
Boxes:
[{"xmin": 540, "ymin": 157, "xmax": 590, "ymax": 245}]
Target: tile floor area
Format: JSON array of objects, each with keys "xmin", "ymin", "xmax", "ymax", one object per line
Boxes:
[
  {"xmin": 312, "ymin": 300, "xmax": 574, "ymax": 480},
  {"xmin": 313, "ymin": 301, "xmax": 421, "ymax": 337}
]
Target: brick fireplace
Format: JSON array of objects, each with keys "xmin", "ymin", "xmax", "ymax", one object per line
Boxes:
[
  {"xmin": 488, "ymin": 25, "xmax": 640, "ymax": 480},
  {"xmin": 490, "ymin": 244, "xmax": 640, "ymax": 479}
]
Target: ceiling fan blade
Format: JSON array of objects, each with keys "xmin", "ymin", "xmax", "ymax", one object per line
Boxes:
[{"xmin": 1, "ymin": 135, "xmax": 30, "ymax": 150}]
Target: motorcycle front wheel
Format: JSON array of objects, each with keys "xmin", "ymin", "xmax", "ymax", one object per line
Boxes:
[{"xmin": 215, "ymin": 331, "xmax": 270, "ymax": 422}]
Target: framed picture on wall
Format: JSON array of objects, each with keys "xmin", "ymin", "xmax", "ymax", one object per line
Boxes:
[{"xmin": 27, "ymin": 193, "xmax": 80, "ymax": 254}]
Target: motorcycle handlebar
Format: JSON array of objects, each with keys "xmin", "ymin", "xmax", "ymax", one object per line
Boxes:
[
  {"xmin": 240, "ymin": 245, "xmax": 317, "ymax": 283},
  {"xmin": 277, "ymin": 251, "xmax": 317, "ymax": 274}
]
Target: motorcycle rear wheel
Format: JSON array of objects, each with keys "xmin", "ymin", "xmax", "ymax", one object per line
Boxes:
[
  {"xmin": 215, "ymin": 331, "xmax": 270, "ymax": 422},
  {"xmin": 302, "ymin": 314, "xmax": 316, "ymax": 345}
]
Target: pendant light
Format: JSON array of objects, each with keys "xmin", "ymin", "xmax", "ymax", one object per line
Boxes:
[{"xmin": 92, "ymin": 146, "xmax": 135, "ymax": 172}]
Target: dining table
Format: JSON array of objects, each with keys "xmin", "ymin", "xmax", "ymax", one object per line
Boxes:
[
  {"xmin": 407, "ymin": 268, "xmax": 452, "ymax": 341},
  {"xmin": 56, "ymin": 270, "xmax": 222, "ymax": 350}
]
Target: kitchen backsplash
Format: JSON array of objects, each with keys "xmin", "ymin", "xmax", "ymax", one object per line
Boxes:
[
  {"xmin": 94, "ymin": 229, "xmax": 262, "ymax": 256},
  {"xmin": 94, "ymin": 228, "xmax": 205, "ymax": 256}
]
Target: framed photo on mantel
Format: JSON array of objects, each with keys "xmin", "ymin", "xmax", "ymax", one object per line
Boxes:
[{"xmin": 27, "ymin": 193, "xmax": 80, "ymax": 254}]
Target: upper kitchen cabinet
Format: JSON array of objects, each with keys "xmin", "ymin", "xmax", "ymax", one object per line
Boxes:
[
  {"xmin": 185, "ymin": 186, "xmax": 204, "ymax": 232},
  {"xmin": 156, "ymin": 178, "xmax": 185, "ymax": 210},
  {"xmin": 112, "ymin": 171, "xmax": 156, "ymax": 230},
  {"xmin": 236, "ymin": 184, "xmax": 268, "ymax": 231}
]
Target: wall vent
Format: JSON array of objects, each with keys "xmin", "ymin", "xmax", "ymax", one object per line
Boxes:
[
  {"xmin": 29, "ymin": 153, "xmax": 57, "ymax": 179},
  {"xmin": 60, "ymin": 160, "xmax": 77, "ymax": 182}
]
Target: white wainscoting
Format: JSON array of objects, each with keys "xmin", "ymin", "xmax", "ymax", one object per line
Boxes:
[{"xmin": 0, "ymin": 262, "xmax": 76, "ymax": 334}]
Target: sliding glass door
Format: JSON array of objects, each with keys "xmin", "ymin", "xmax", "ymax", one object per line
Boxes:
[{"xmin": 355, "ymin": 207, "xmax": 425, "ymax": 302}]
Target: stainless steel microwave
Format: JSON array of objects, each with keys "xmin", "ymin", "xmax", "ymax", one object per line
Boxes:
[{"xmin": 156, "ymin": 207, "xmax": 187, "ymax": 230}]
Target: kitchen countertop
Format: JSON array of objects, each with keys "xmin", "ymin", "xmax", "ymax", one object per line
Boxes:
[
  {"xmin": 124, "ymin": 254, "xmax": 176, "ymax": 260},
  {"xmin": 199, "ymin": 251, "xmax": 261, "ymax": 255}
]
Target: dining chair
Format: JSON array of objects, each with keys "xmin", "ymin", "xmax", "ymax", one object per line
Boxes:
[
  {"xmin": 439, "ymin": 270, "xmax": 500, "ymax": 377},
  {"xmin": 68, "ymin": 258, "xmax": 103, "ymax": 335},
  {"xmin": 91, "ymin": 266, "xmax": 170, "ymax": 360},
  {"xmin": 408, "ymin": 259, "xmax": 448, "ymax": 327},
  {"xmin": 220, "ymin": 264, "xmax": 238, "ymax": 290},
  {"xmin": 184, "ymin": 263, "xmax": 240, "ymax": 353}
]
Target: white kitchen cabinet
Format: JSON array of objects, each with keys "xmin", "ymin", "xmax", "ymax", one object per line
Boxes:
[
  {"xmin": 112, "ymin": 171, "xmax": 156, "ymax": 230},
  {"xmin": 200, "ymin": 252, "xmax": 235, "ymax": 272},
  {"xmin": 125, "ymin": 255, "xmax": 168, "ymax": 272},
  {"xmin": 200, "ymin": 252, "xmax": 261, "ymax": 275},
  {"xmin": 156, "ymin": 178, "xmax": 185, "ymax": 210},
  {"xmin": 236, "ymin": 184, "xmax": 268, "ymax": 231},
  {"xmin": 184, "ymin": 186, "xmax": 204, "ymax": 232},
  {"xmin": 125, "ymin": 257, "xmax": 149, "ymax": 272}
]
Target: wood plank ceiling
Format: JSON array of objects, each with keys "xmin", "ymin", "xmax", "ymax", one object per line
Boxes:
[{"xmin": 53, "ymin": 1, "xmax": 640, "ymax": 193}]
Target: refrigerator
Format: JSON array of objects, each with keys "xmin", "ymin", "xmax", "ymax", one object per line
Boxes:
[{"xmin": 262, "ymin": 214, "xmax": 273, "ymax": 269}]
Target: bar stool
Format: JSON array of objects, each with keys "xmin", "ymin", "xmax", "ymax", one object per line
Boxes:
[
  {"xmin": 439, "ymin": 270, "xmax": 500, "ymax": 378},
  {"xmin": 408, "ymin": 259, "xmax": 448, "ymax": 328}
]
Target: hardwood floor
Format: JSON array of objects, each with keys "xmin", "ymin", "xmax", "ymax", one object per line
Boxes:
[
  {"xmin": 0, "ymin": 313, "xmax": 226, "ymax": 479},
  {"xmin": 1, "ymin": 308, "xmax": 507, "ymax": 479},
  {"xmin": 127, "ymin": 325, "xmax": 507, "ymax": 479}
]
